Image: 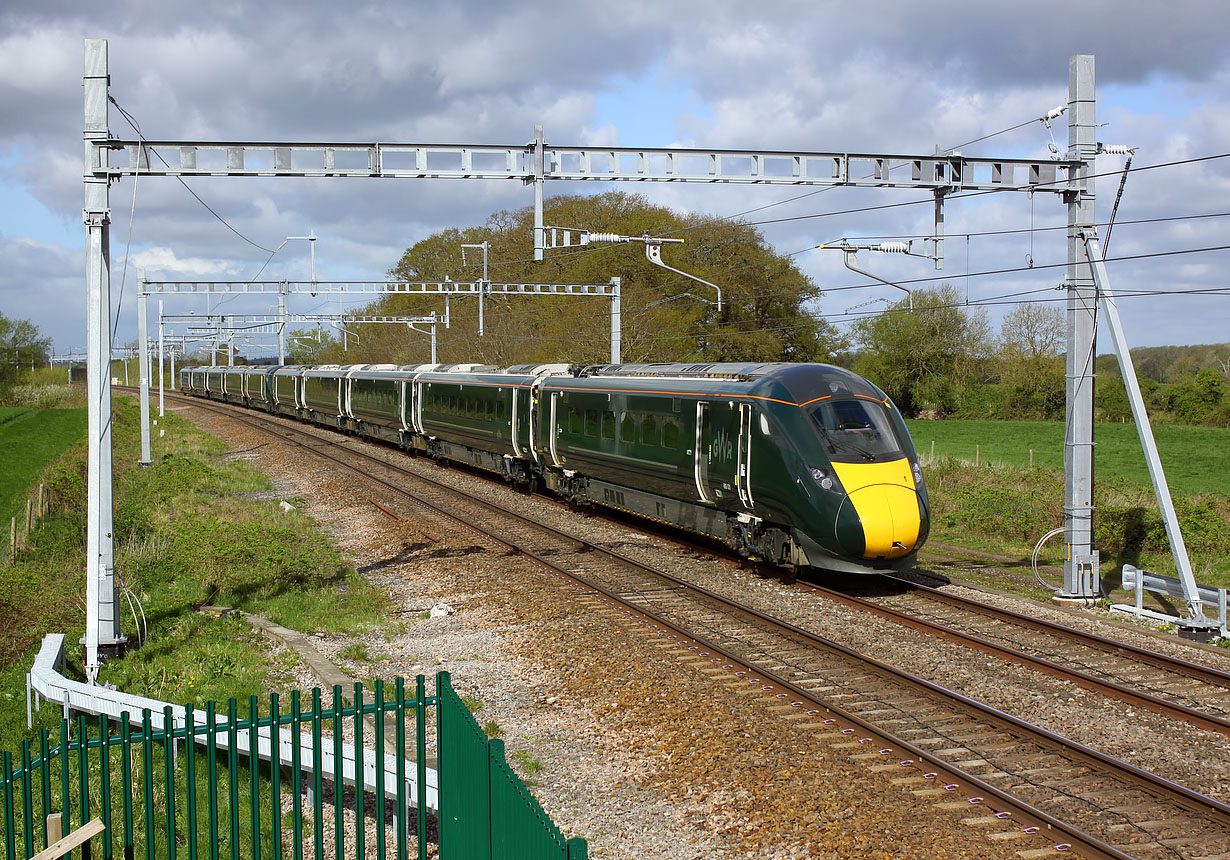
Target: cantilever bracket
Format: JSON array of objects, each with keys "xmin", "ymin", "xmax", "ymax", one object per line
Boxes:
[{"xmin": 645, "ymin": 242, "xmax": 722, "ymax": 312}]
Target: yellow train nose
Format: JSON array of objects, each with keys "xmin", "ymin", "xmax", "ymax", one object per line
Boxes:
[{"xmin": 832, "ymin": 459, "xmax": 922, "ymax": 559}]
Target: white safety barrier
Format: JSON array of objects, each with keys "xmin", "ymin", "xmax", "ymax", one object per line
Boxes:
[
  {"xmin": 28, "ymin": 633, "xmax": 438, "ymax": 811},
  {"xmin": 1112, "ymin": 565, "xmax": 1228, "ymax": 638}
]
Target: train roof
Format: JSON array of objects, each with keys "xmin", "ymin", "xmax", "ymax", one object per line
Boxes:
[{"xmin": 578, "ymin": 362, "xmax": 793, "ymax": 381}]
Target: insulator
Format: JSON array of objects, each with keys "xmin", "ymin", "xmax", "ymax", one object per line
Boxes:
[
  {"xmin": 584, "ymin": 233, "xmax": 627, "ymax": 245},
  {"xmin": 1101, "ymin": 144, "xmax": 1134, "ymax": 154},
  {"xmin": 877, "ymin": 242, "xmax": 910, "ymax": 254},
  {"xmin": 1045, "ymin": 105, "xmax": 1066, "ymax": 121}
]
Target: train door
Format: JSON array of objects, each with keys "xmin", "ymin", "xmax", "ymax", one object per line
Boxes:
[
  {"xmin": 510, "ymin": 386, "xmax": 523, "ymax": 458},
  {"xmin": 735, "ymin": 403, "xmax": 755, "ymax": 510},
  {"xmin": 696, "ymin": 400, "xmax": 739, "ymax": 504},
  {"xmin": 695, "ymin": 402, "xmax": 714, "ymax": 502},
  {"xmin": 547, "ymin": 391, "xmax": 563, "ymax": 466},
  {"xmin": 527, "ymin": 380, "xmax": 546, "ymax": 464}
]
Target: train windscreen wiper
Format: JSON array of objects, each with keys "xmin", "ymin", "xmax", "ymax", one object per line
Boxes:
[{"xmin": 816, "ymin": 423, "xmax": 877, "ymax": 461}]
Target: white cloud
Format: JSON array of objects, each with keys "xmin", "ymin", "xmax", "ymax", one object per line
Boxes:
[{"xmin": 1, "ymin": 0, "xmax": 1229, "ymax": 350}]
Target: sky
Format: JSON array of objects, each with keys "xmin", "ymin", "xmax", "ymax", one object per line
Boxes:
[{"xmin": 2, "ymin": 0, "xmax": 1229, "ymax": 358}]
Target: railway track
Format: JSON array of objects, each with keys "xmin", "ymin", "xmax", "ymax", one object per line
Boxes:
[
  {"xmin": 799, "ymin": 576, "xmax": 1230, "ymax": 736},
  {"xmin": 165, "ymin": 393, "xmax": 1230, "ymax": 859}
]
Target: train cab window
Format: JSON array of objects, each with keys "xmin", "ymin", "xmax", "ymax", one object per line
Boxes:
[
  {"xmin": 640, "ymin": 415, "xmax": 658, "ymax": 446},
  {"xmin": 809, "ymin": 399, "xmax": 905, "ymax": 463},
  {"xmin": 620, "ymin": 413, "xmax": 636, "ymax": 442},
  {"xmin": 585, "ymin": 409, "xmax": 599, "ymax": 436},
  {"xmin": 662, "ymin": 418, "xmax": 679, "ymax": 449},
  {"xmin": 601, "ymin": 412, "xmax": 616, "ymax": 440}
]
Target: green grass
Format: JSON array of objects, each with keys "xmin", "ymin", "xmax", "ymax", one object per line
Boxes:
[
  {"xmin": 918, "ymin": 454, "xmax": 1230, "ymax": 590},
  {"xmin": 0, "ymin": 407, "xmax": 86, "ymax": 524},
  {"xmin": 906, "ymin": 419, "xmax": 1230, "ymax": 496},
  {"xmin": 0, "ymin": 396, "xmax": 389, "ymax": 750}
]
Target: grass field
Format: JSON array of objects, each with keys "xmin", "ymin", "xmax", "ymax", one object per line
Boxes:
[
  {"xmin": 905, "ymin": 419, "xmax": 1230, "ymax": 497},
  {"xmin": 0, "ymin": 406, "xmax": 87, "ymax": 525}
]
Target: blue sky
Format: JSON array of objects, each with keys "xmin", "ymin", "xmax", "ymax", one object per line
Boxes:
[{"xmin": 1, "ymin": 0, "xmax": 1229, "ymax": 356}]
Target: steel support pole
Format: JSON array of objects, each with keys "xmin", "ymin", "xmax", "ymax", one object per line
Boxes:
[
  {"xmin": 83, "ymin": 39, "xmax": 124, "ymax": 680},
  {"xmin": 1058, "ymin": 55, "xmax": 1100, "ymax": 602},
  {"xmin": 277, "ymin": 286, "xmax": 287, "ymax": 364},
  {"xmin": 170, "ymin": 346, "xmax": 176, "ymax": 391},
  {"xmin": 157, "ymin": 299, "xmax": 165, "ymax": 418},
  {"xmin": 1083, "ymin": 236, "xmax": 1210, "ymax": 626},
  {"xmin": 137, "ymin": 285, "xmax": 152, "ymax": 465},
  {"xmin": 532, "ymin": 125, "xmax": 545, "ymax": 262},
  {"xmin": 610, "ymin": 277, "xmax": 621, "ymax": 364}
]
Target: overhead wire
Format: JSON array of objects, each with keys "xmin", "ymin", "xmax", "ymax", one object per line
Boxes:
[{"xmin": 109, "ymin": 96, "xmax": 280, "ymax": 255}]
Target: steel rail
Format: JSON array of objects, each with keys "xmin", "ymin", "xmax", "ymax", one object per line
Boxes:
[
  {"xmin": 800, "ymin": 579, "xmax": 1230, "ymax": 737},
  {"xmin": 888, "ymin": 575, "xmax": 1230, "ymax": 687},
  {"xmin": 160, "ymin": 392, "xmax": 1230, "ymax": 858}
]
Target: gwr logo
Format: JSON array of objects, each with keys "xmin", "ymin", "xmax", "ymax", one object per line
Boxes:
[{"xmin": 710, "ymin": 428, "xmax": 734, "ymax": 463}]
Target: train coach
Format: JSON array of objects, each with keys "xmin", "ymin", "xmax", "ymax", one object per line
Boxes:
[{"xmin": 178, "ymin": 361, "xmax": 930, "ymax": 574}]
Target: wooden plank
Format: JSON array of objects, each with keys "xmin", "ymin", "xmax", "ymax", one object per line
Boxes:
[{"xmin": 30, "ymin": 817, "xmax": 105, "ymax": 860}]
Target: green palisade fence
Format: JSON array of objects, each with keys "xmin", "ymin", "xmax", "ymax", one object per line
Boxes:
[
  {"xmin": 436, "ymin": 673, "xmax": 586, "ymax": 860},
  {"xmin": 2, "ymin": 673, "xmax": 586, "ymax": 860}
]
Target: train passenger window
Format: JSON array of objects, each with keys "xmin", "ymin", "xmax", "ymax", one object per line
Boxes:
[
  {"xmin": 640, "ymin": 416, "xmax": 657, "ymax": 445},
  {"xmin": 662, "ymin": 418, "xmax": 679, "ymax": 449},
  {"xmin": 585, "ymin": 409, "xmax": 599, "ymax": 436},
  {"xmin": 569, "ymin": 408, "xmax": 582, "ymax": 434},
  {"xmin": 602, "ymin": 412, "xmax": 616, "ymax": 440},
  {"xmin": 449, "ymin": 396, "xmax": 457, "ymax": 414},
  {"xmin": 620, "ymin": 413, "xmax": 636, "ymax": 442}
]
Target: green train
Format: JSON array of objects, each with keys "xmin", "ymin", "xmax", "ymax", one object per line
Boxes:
[{"xmin": 181, "ymin": 362, "xmax": 929, "ymax": 574}]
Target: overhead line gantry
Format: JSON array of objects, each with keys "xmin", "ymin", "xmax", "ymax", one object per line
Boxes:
[{"xmin": 80, "ymin": 41, "xmax": 1210, "ymax": 681}]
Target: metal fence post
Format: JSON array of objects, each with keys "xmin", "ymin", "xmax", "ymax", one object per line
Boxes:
[
  {"xmin": 331, "ymin": 687, "xmax": 343, "ymax": 860},
  {"xmin": 290, "ymin": 690, "xmax": 303, "ymax": 860},
  {"xmin": 205, "ymin": 703, "xmax": 218, "ymax": 860},
  {"xmin": 39, "ymin": 730, "xmax": 52, "ymax": 852},
  {"xmin": 184, "ymin": 704, "xmax": 197, "ymax": 860},
  {"xmin": 352, "ymin": 683, "xmax": 364, "ymax": 860},
  {"xmin": 226, "ymin": 699, "xmax": 238, "ymax": 860},
  {"xmin": 22, "ymin": 740, "xmax": 35, "ymax": 860},
  {"xmin": 96, "ymin": 716, "xmax": 111, "ymax": 860},
  {"xmin": 60, "ymin": 719, "xmax": 70, "ymax": 844},
  {"xmin": 119, "ymin": 717, "xmax": 133, "ymax": 860},
  {"xmin": 4, "ymin": 750, "xmax": 15, "ymax": 860},
  {"xmin": 247, "ymin": 696, "xmax": 259, "ymax": 860},
  {"xmin": 414, "ymin": 676, "xmax": 426, "ymax": 860},
  {"xmin": 163, "ymin": 706, "xmax": 176, "ymax": 860},
  {"xmin": 393, "ymin": 680, "xmax": 407, "ymax": 860},
  {"xmin": 141, "ymin": 710, "xmax": 154, "ymax": 860},
  {"xmin": 270, "ymin": 693, "xmax": 281, "ymax": 860},
  {"xmin": 373, "ymin": 680, "xmax": 386, "ymax": 860},
  {"xmin": 311, "ymin": 689, "xmax": 323, "ymax": 860}
]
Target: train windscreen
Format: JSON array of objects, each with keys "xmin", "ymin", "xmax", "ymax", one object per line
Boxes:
[{"xmin": 808, "ymin": 398, "xmax": 905, "ymax": 463}]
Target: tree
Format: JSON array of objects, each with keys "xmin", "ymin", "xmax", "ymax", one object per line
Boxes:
[
  {"xmin": 850, "ymin": 285, "xmax": 992, "ymax": 416},
  {"xmin": 997, "ymin": 302, "xmax": 1066, "ymax": 418},
  {"xmin": 348, "ymin": 191, "xmax": 844, "ymax": 366},
  {"xmin": 287, "ymin": 328, "xmax": 336, "ymax": 365},
  {"xmin": 0, "ymin": 313, "xmax": 53, "ymax": 382}
]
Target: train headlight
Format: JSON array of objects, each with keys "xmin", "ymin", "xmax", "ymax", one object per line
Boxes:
[
  {"xmin": 911, "ymin": 461, "xmax": 923, "ymax": 487},
  {"xmin": 809, "ymin": 466, "xmax": 837, "ymax": 491}
]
